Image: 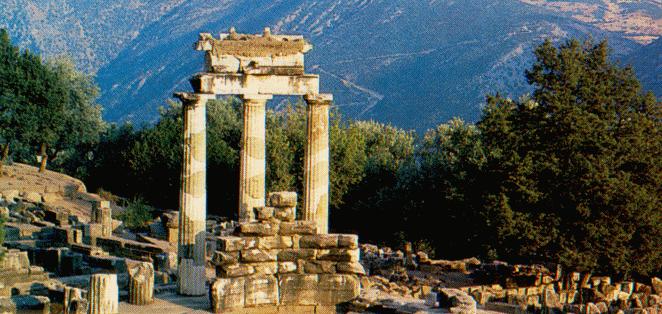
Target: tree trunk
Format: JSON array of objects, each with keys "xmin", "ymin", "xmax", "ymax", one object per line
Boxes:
[
  {"xmin": 0, "ymin": 143, "xmax": 8, "ymax": 177},
  {"xmin": 39, "ymin": 143, "xmax": 48, "ymax": 173}
]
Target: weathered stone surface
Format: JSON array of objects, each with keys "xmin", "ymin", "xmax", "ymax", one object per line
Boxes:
[
  {"xmin": 336, "ymin": 262, "xmax": 366, "ymax": 275},
  {"xmin": 218, "ymin": 236, "xmax": 245, "ymax": 252},
  {"xmin": 279, "ymin": 274, "xmax": 319, "ymax": 306},
  {"xmin": 251, "ymin": 262, "xmax": 278, "ymax": 275},
  {"xmin": 274, "ymin": 207, "xmax": 296, "ymax": 222},
  {"xmin": 317, "ymin": 274, "xmax": 361, "ymax": 305},
  {"xmin": 241, "ymin": 249, "xmax": 277, "ymax": 263},
  {"xmin": 219, "ymin": 264, "xmax": 255, "ymax": 278},
  {"xmin": 257, "ymin": 236, "xmax": 293, "ymax": 250},
  {"xmin": 299, "ymin": 234, "xmax": 339, "ymax": 249},
  {"xmin": 278, "ymin": 262, "xmax": 297, "ymax": 274},
  {"xmin": 239, "ymin": 222, "xmax": 278, "ymax": 236},
  {"xmin": 245, "ymin": 275, "xmax": 278, "ymax": 306},
  {"xmin": 255, "ymin": 207, "xmax": 275, "ymax": 221},
  {"xmin": 317, "ymin": 249, "xmax": 360, "ymax": 262},
  {"xmin": 277, "ymin": 249, "xmax": 316, "ymax": 262},
  {"xmin": 268, "ymin": 192, "xmax": 298, "ymax": 208},
  {"xmin": 652, "ymin": 277, "xmax": 662, "ymax": 295},
  {"xmin": 1, "ymin": 190, "xmax": 19, "ymax": 201},
  {"xmin": 303, "ymin": 260, "xmax": 336, "ymax": 274},
  {"xmin": 24, "ymin": 192, "xmax": 43, "ymax": 203},
  {"xmin": 279, "ymin": 221, "xmax": 318, "ymax": 235},
  {"xmin": 211, "ymin": 251, "xmax": 239, "ymax": 266},
  {"xmin": 177, "ymin": 258, "xmax": 206, "ymax": 296},
  {"xmin": 88, "ymin": 273, "xmax": 119, "ymax": 314},
  {"xmin": 67, "ymin": 298, "xmax": 88, "ymax": 314},
  {"xmin": 42, "ymin": 193, "xmax": 61, "ymax": 204},
  {"xmin": 211, "ymin": 277, "xmax": 245, "ymax": 312},
  {"xmin": 438, "ymin": 288, "xmax": 477, "ymax": 314},
  {"xmin": 127, "ymin": 262, "xmax": 154, "ymax": 305},
  {"xmin": 337, "ymin": 234, "xmax": 359, "ymax": 249}
]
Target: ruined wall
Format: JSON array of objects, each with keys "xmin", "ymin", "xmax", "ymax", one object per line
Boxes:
[{"xmin": 209, "ymin": 192, "xmax": 364, "ymax": 313}]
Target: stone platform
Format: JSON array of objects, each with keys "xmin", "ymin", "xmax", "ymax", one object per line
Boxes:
[{"xmin": 209, "ymin": 193, "xmax": 364, "ymax": 313}]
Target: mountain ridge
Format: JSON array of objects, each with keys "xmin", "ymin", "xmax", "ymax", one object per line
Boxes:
[{"xmin": 2, "ymin": 0, "xmax": 660, "ymax": 131}]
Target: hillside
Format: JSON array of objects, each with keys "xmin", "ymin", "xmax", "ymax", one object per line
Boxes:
[
  {"xmin": 2, "ymin": 0, "xmax": 661, "ymax": 130},
  {"xmin": 625, "ymin": 36, "xmax": 662, "ymax": 96}
]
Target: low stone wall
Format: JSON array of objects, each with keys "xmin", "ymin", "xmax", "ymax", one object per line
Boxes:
[{"xmin": 209, "ymin": 193, "xmax": 364, "ymax": 312}]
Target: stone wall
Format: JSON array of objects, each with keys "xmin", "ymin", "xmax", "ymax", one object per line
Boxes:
[{"xmin": 209, "ymin": 192, "xmax": 363, "ymax": 313}]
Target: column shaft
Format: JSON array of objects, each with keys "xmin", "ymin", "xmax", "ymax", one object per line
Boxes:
[
  {"xmin": 88, "ymin": 274, "xmax": 118, "ymax": 314},
  {"xmin": 239, "ymin": 94, "xmax": 272, "ymax": 222},
  {"xmin": 176, "ymin": 93, "xmax": 208, "ymax": 296},
  {"xmin": 303, "ymin": 94, "xmax": 332, "ymax": 234}
]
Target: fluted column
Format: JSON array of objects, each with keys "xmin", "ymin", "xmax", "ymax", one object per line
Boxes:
[
  {"xmin": 303, "ymin": 94, "xmax": 332, "ymax": 234},
  {"xmin": 175, "ymin": 92, "xmax": 209, "ymax": 296},
  {"xmin": 88, "ymin": 273, "xmax": 118, "ymax": 314},
  {"xmin": 128, "ymin": 262, "xmax": 154, "ymax": 305},
  {"xmin": 239, "ymin": 94, "xmax": 272, "ymax": 222}
]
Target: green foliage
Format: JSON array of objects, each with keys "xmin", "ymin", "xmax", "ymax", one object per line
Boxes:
[
  {"xmin": 117, "ymin": 197, "xmax": 154, "ymax": 231},
  {"xmin": 0, "ymin": 29, "xmax": 104, "ymax": 170},
  {"xmin": 477, "ymin": 39, "xmax": 661, "ymax": 277}
]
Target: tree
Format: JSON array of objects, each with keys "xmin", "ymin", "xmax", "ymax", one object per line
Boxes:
[
  {"xmin": 0, "ymin": 29, "xmax": 104, "ymax": 173},
  {"xmin": 477, "ymin": 39, "xmax": 662, "ymax": 276}
]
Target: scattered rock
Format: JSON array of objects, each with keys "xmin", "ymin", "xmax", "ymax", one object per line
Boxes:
[{"xmin": 23, "ymin": 192, "xmax": 43, "ymax": 203}]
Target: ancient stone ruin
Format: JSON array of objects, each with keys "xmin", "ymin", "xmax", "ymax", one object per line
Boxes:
[{"xmin": 174, "ymin": 27, "xmax": 363, "ymax": 311}]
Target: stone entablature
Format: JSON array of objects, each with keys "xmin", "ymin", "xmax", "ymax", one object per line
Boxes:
[
  {"xmin": 209, "ymin": 192, "xmax": 364, "ymax": 312},
  {"xmin": 196, "ymin": 27, "xmax": 312, "ymax": 75}
]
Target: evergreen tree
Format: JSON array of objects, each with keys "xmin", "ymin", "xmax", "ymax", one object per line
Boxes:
[{"xmin": 478, "ymin": 39, "xmax": 661, "ymax": 276}]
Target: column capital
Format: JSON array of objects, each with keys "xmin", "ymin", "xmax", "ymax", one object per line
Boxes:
[
  {"xmin": 174, "ymin": 92, "xmax": 213, "ymax": 107},
  {"xmin": 304, "ymin": 93, "xmax": 333, "ymax": 105}
]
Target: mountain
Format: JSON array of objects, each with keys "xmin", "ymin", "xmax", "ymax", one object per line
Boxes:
[
  {"xmin": 625, "ymin": 36, "xmax": 662, "ymax": 96},
  {"xmin": 2, "ymin": 0, "xmax": 661, "ymax": 131}
]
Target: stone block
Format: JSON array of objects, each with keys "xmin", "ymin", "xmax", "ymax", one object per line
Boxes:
[
  {"xmin": 277, "ymin": 249, "xmax": 316, "ymax": 262},
  {"xmin": 653, "ymin": 277, "xmax": 662, "ymax": 295},
  {"xmin": 317, "ymin": 248, "xmax": 360, "ymax": 262},
  {"xmin": 278, "ymin": 262, "xmax": 297, "ymax": 274},
  {"xmin": 251, "ymin": 262, "xmax": 278, "ymax": 275},
  {"xmin": 255, "ymin": 207, "xmax": 275, "ymax": 221},
  {"xmin": 166, "ymin": 228, "xmax": 178, "ymax": 243},
  {"xmin": 245, "ymin": 275, "xmax": 278, "ymax": 306},
  {"xmin": 299, "ymin": 234, "xmax": 339, "ymax": 249},
  {"xmin": 211, "ymin": 277, "xmax": 245, "ymax": 312},
  {"xmin": 336, "ymin": 262, "xmax": 366, "ymax": 275},
  {"xmin": 84, "ymin": 223, "xmax": 104, "ymax": 245},
  {"xmin": 1, "ymin": 190, "xmax": 19, "ymax": 201},
  {"xmin": 279, "ymin": 221, "xmax": 317, "ymax": 235},
  {"xmin": 218, "ymin": 236, "xmax": 245, "ymax": 252},
  {"xmin": 268, "ymin": 192, "xmax": 297, "ymax": 207},
  {"xmin": 337, "ymin": 235, "xmax": 359, "ymax": 249},
  {"xmin": 243, "ymin": 237, "xmax": 259, "ymax": 249},
  {"xmin": 211, "ymin": 251, "xmax": 239, "ymax": 266},
  {"xmin": 239, "ymin": 222, "xmax": 278, "ymax": 236},
  {"xmin": 317, "ymin": 274, "xmax": 361, "ymax": 305},
  {"xmin": 218, "ymin": 264, "xmax": 255, "ymax": 278},
  {"xmin": 279, "ymin": 274, "xmax": 319, "ymax": 306},
  {"xmin": 258, "ymin": 236, "xmax": 293, "ymax": 250},
  {"xmin": 241, "ymin": 249, "xmax": 277, "ymax": 263},
  {"xmin": 23, "ymin": 192, "xmax": 43, "ymax": 203},
  {"xmin": 274, "ymin": 207, "xmax": 296, "ymax": 222},
  {"xmin": 303, "ymin": 260, "xmax": 336, "ymax": 274},
  {"xmin": 42, "ymin": 193, "xmax": 62, "ymax": 204}
]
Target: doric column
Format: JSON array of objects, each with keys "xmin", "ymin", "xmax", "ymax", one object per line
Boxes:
[
  {"xmin": 175, "ymin": 92, "xmax": 209, "ymax": 296},
  {"xmin": 128, "ymin": 262, "xmax": 154, "ymax": 305},
  {"xmin": 303, "ymin": 94, "xmax": 332, "ymax": 234},
  {"xmin": 239, "ymin": 94, "xmax": 272, "ymax": 222},
  {"xmin": 88, "ymin": 273, "xmax": 118, "ymax": 314}
]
